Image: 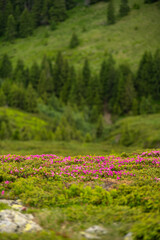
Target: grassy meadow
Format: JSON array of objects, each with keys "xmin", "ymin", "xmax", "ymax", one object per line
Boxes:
[
  {"xmin": 0, "ymin": 151, "xmax": 160, "ymax": 240},
  {"xmin": 0, "ymin": 0, "xmax": 160, "ymax": 71}
]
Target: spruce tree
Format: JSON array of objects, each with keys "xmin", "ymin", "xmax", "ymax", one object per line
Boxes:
[
  {"xmin": 136, "ymin": 51, "xmax": 153, "ymax": 97},
  {"xmin": 114, "ymin": 64, "xmax": 135, "ymax": 115},
  {"xmin": 38, "ymin": 56, "xmax": 54, "ymax": 97},
  {"xmin": 52, "ymin": 0, "xmax": 67, "ymax": 22},
  {"xmin": 152, "ymin": 50, "xmax": 160, "ymax": 100},
  {"xmin": 0, "ymin": 54, "xmax": 12, "ymax": 78},
  {"xmin": 5, "ymin": 14, "xmax": 16, "ymax": 42},
  {"xmin": 25, "ymin": 84, "xmax": 37, "ymax": 112},
  {"xmin": 13, "ymin": 59, "xmax": 26, "ymax": 86},
  {"xmin": 99, "ymin": 55, "xmax": 117, "ymax": 107},
  {"xmin": 69, "ymin": 32, "xmax": 80, "ymax": 48},
  {"xmin": 119, "ymin": 0, "xmax": 130, "ymax": 17},
  {"xmin": 30, "ymin": 62, "xmax": 40, "ymax": 90},
  {"xmin": 53, "ymin": 52, "xmax": 65, "ymax": 97},
  {"xmin": 107, "ymin": 0, "xmax": 115, "ymax": 25},
  {"xmin": 81, "ymin": 58, "xmax": 91, "ymax": 100},
  {"xmin": 0, "ymin": 89, "xmax": 6, "ymax": 106},
  {"xmin": 19, "ymin": 8, "xmax": 33, "ymax": 38}
]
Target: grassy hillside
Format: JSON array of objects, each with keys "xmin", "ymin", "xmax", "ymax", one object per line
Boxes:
[
  {"xmin": 107, "ymin": 113, "xmax": 160, "ymax": 148},
  {"xmin": 0, "ymin": 107, "xmax": 53, "ymax": 140},
  {"xmin": 0, "ymin": 0, "xmax": 160, "ymax": 71}
]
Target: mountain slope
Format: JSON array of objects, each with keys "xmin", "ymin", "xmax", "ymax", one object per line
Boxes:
[{"xmin": 0, "ymin": 0, "xmax": 160, "ymax": 71}]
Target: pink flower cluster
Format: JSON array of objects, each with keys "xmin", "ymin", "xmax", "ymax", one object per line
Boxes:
[{"xmin": 0, "ymin": 151, "xmax": 159, "ymax": 189}]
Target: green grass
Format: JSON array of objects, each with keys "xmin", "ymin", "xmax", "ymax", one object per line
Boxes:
[
  {"xmin": 0, "ymin": 0, "xmax": 160, "ymax": 72},
  {"xmin": 0, "ymin": 140, "xmax": 142, "ymax": 156},
  {"xmin": 107, "ymin": 113, "xmax": 160, "ymax": 148}
]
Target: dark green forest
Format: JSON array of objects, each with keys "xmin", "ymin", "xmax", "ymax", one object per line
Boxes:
[{"xmin": 0, "ymin": 0, "xmax": 160, "ymax": 142}]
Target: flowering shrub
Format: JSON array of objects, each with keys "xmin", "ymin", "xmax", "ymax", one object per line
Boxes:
[{"xmin": 0, "ymin": 151, "xmax": 159, "ymax": 239}]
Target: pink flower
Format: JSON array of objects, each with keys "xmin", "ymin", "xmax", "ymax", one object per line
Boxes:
[{"xmin": 1, "ymin": 190, "xmax": 5, "ymax": 195}]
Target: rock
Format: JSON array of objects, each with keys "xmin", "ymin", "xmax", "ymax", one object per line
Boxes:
[
  {"xmin": 0, "ymin": 209, "xmax": 42, "ymax": 233},
  {"xmin": 80, "ymin": 231, "xmax": 101, "ymax": 239},
  {"xmin": 124, "ymin": 232, "xmax": 133, "ymax": 240},
  {"xmin": 85, "ymin": 225, "xmax": 108, "ymax": 235},
  {"xmin": 81, "ymin": 225, "xmax": 108, "ymax": 239},
  {"xmin": 0, "ymin": 199, "xmax": 25, "ymax": 211}
]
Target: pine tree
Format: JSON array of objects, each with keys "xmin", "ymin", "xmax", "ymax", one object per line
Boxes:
[
  {"xmin": 13, "ymin": 59, "xmax": 26, "ymax": 86},
  {"xmin": 0, "ymin": 89, "xmax": 6, "ymax": 106},
  {"xmin": 5, "ymin": 14, "xmax": 16, "ymax": 42},
  {"xmin": 69, "ymin": 32, "xmax": 80, "ymax": 48},
  {"xmin": 25, "ymin": 84, "xmax": 37, "ymax": 112},
  {"xmin": 19, "ymin": 8, "xmax": 33, "ymax": 38},
  {"xmin": 136, "ymin": 51, "xmax": 154, "ymax": 97},
  {"xmin": 8, "ymin": 84, "xmax": 26, "ymax": 110},
  {"xmin": 30, "ymin": 62, "xmax": 40, "ymax": 90},
  {"xmin": 31, "ymin": 0, "xmax": 43, "ymax": 27},
  {"xmin": 52, "ymin": 0, "xmax": 67, "ymax": 22},
  {"xmin": 96, "ymin": 115, "xmax": 104, "ymax": 138},
  {"xmin": 38, "ymin": 56, "xmax": 54, "ymax": 97},
  {"xmin": 60, "ymin": 64, "xmax": 75, "ymax": 103},
  {"xmin": 153, "ymin": 50, "xmax": 160, "ymax": 100},
  {"xmin": 99, "ymin": 55, "xmax": 117, "ymax": 107},
  {"xmin": 119, "ymin": 0, "xmax": 130, "ymax": 17},
  {"xmin": 114, "ymin": 64, "xmax": 135, "ymax": 115},
  {"xmin": 0, "ymin": 54, "xmax": 12, "ymax": 78},
  {"xmin": 107, "ymin": 0, "xmax": 115, "ymax": 25},
  {"xmin": 66, "ymin": 0, "xmax": 77, "ymax": 10},
  {"xmin": 53, "ymin": 52, "xmax": 65, "ymax": 97},
  {"xmin": 81, "ymin": 58, "xmax": 91, "ymax": 100}
]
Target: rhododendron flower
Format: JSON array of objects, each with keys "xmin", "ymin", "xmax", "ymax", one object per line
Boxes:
[{"xmin": 1, "ymin": 190, "xmax": 5, "ymax": 195}]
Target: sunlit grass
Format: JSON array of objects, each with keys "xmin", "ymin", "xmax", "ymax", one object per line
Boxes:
[{"xmin": 0, "ymin": 0, "xmax": 160, "ymax": 72}]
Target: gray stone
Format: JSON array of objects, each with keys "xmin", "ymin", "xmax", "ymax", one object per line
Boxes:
[
  {"xmin": 0, "ymin": 209, "xmax": 42, "ymax": 233},
  {"xmin": 85, "ymin": 225, "xmax": 108, "ymax": 235},
  {"xmin": 80, "ymin": 231, "xmax": 101, "ymax": 239},
  {"xmin": 124, "ymin": 232, "xmax": 133, "ymax": 240}
]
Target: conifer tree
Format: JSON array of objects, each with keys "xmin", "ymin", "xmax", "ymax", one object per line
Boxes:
[
  {"xmin": 69, "ymin": 32, "xmax": 80, "ymax": 48},
  {"xmin": 30, "ymin": 62, "xmax": 40, "ymax": 90},
  {"xmin": 8, "ymin": 84, "xmax": 26, "ymax": 110},
  {"xmin": 38, "ymin": 56, "xmax": 54, "ymax": 97},
  {"xmin": 100, "ymin": 55, "xmax": 117, "ymax": 106},
  {"xmin": 107, "ymin": 0, "xmax": 115, "ymax": 25},
  {"xmin": 96, "ymin": 115, "xmax": 104, "ymax": 138},
  {"xmin": 114, "ymin": 64, "xmax": 135, "ymax": 115},
  {"xmin": 52, "ymin": 0, "xmax": 67, "ymax": 22},
  {"xmin": 0, "ymin": 89, "xmax": 6, "ymax": 106},
  {"xmin": 5, "ymin": 14, "xmax": 16, "ymax": 42},
  {"xmin": 19, "ymin": 8, "xmax": 33, "ymax": 38},
  {"xmin": 0, "ymin": 54, "xmax": 12, "ymax": 78},
  {"xmin": 152, "ymin": 50, "xmax": 160, "ymax": 100},
  {"xmin": 81, "ymin": 58, "xmax": 91, "ymax": 100},
  {"xmin": 60, "ymin": 65, "xmax": 75, "ymax": 103},
  {"xmin": 136, "ymin": 51, "xmax": 153, "ymax": 97},
  {"xmin": 53, "ymin": 52, "xmax": 65, "ymax": 97},
  {"xmin": 32, "ymin": 0, "xmax": 43, "ymax": 27},
  {"xmin": 119, "ymin": 0, "xmax": 130, "ymax": 17},
  {"xmin": 13, "ymin": 59, "xmax": 26, "ymax": 86},
  {"xmin": 25, "ymin": 84, "xmax": 37, "ymax": 112}
]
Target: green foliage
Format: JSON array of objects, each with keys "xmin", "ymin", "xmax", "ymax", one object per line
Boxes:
[
  {"xmin": 69, "ymin": 32, "xmax": 80, "ymax": 49},
  {"xmin": 139, "ymin": 96, "xmax": 155, "ymax": 115},
  {"xmin": 5, "ymin": 14, "xmax": 16, "ymax": 42},
  {"xmin": 0, "ymin": 89, "xmax": 6, "ymax": 106},
  {"xmin": 107, "ymin": 0, "xmax": 115, "ymax": 25},
  {"xmin": 119, "ymin": 0, "xmax": 130, "ymax": 17},
  {"xmin": 19, "ymin": 8, "xmax": 33, "ymax": 38},
  {"xmin": 96, "ymin": 115, "xmax": 104, "ymax": 138},
  {"xmin": 0, "ymin": 54, "xmax": 12, "ymax": 78}
]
